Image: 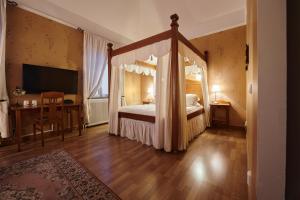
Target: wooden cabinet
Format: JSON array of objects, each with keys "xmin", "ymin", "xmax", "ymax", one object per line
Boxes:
[{"xmin": 210, "ymin": 102, "xmax": 231, "ymax": 127}]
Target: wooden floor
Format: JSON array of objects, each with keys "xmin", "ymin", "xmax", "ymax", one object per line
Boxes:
[{"xmin": 0, "ymin": 126, "xmax": 248, "ymax": 200}]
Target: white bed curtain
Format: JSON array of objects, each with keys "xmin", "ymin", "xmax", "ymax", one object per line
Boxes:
[
  {"xmin": 177, "ymin": 54, "xmax": 188, "ymax": 150},
  {"xmin": 109, "ymin": 39, "xmax": 209, "ymax": 151},
  {"xmin": 108, "ymin": 65, "xmax": 122, "ymax": 134},
  {"xmin": 120, "ymin": 68, "xmax": 126, "ymax": 106},
  {"xmin": 83, "ymin": 32, "xmax": 111, "ymax": 123},
  {"xmin": 200, "ymin": 63, "xmax": 210, "ymax": 126},
  {"xmin": 154, "ymin": 53, "xmax": 172, "ymax": 151},
  {"xmin": 179, "ymin": 41, "xmax": 210, "ymax": 126},
  {"xmin": 110, "ymin": 39, "xmax": 173, "ymax": 151},
  {"xmin": 0, "ymin": 0, "xmax": 8, "ymax": 138},
  {"xmin": 123, "ymin": 64, "xmax": 156, "ymax": 77}
]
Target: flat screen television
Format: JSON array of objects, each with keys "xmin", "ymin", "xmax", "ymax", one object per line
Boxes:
[{"xmin": 22, "ymin": 64, "xmax": 78, "ymax": 94}]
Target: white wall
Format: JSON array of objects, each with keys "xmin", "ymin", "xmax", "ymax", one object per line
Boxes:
[{"xmin": 256, "ymin": 0, "xmax": 286, "ymax": 199}]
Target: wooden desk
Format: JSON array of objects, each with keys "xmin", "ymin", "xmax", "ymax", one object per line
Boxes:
[
  {"xmin": 210, "ymin": 102, "xmax": 231, "ymax": 127},
  {"xmin": 10, "ymin": 104, "xmax": 82, "ymax": 152}
]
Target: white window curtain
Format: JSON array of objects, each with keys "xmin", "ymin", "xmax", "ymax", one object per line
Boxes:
[
  {"xmin": 0, "ymin": 0, "xmax": 8, "ymax": 138},
  {"xmin": 83, "ymin": 31, "xmax": 113, "ymax": 123}
]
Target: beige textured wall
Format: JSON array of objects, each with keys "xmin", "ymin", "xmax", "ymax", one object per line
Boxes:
[
  {"xmin": 141, "ymin": 75, "xmax": 154, "ymax": 101},
  {"xmin": 190, "ymin": 26, "xmax": 246, "ymax": 127},
  {"xmin": 125, "ymin": 72, "xmax": 202, "ymax": 105},
  {"xmin": 125, "ymin": 72, "xmax": 155, "ymax": 105},
  {"xmin": 6, "ymin": 7, "xmax": 83, "ymax": 135},
  {"xmin": 185, "ymin": 79, "xmax": 203, "ymax": 104},
  {"xmin": 124, "ymin": 71, "xmax": 142, "ymax": 105},
  {"xmin": 6, "ymin": 7, "xmax": 83, "ymax": 103},
  {"xmin": 246, "ymin": 0, "xmax": 257, "ymax": 198}
]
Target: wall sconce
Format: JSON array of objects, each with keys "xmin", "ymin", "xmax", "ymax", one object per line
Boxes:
[{"xmin": 212, "ymin": 84, "xmax": 221, "ymax": 103}]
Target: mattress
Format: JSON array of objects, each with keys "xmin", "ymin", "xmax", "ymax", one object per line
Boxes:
[{"xmin": 118, "ymin": 104, "xmax": 203, "ymax": 116}]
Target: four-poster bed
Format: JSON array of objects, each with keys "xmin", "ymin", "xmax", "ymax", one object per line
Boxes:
[{"xmin": 107, "ymin": 14, "xmax": 210, "ymax": 152}]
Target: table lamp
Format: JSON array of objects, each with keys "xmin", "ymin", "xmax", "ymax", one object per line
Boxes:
[{"xmin": 212, "ymin": 84, "xmax": 220, "ymax": 103}]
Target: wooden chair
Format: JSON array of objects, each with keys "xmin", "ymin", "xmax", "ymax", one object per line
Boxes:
[{"xmin": 33, "ymin": 92, "xmax": 64, "ymax": 146}]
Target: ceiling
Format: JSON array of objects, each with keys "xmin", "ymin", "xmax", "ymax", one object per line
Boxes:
[{"xmin": 14, "ymin": 0, "xmax": 246, "ymax": 45}]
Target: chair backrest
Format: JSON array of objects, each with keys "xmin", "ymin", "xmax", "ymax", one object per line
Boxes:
[{"xmin": 40, "ymin": 92, "xmax": 64, "ymax": 123}]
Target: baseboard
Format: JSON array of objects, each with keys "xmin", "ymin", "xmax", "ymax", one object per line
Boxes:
[{"xmin": 208, "ymin": 125, "xmax": 246, "ymax": 132}]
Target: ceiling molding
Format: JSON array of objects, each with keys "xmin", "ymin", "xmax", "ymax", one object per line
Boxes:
[
  {"xmin": 14, "ymin": 0, "xmax": 132, "ymax": 45},
  {"xmin": 13, "ymin": 0, "xmax": 246, "ymax": 45},
  {"xmin": 17, "ymin": 4, "xmax": 78, "ymax": 29}
]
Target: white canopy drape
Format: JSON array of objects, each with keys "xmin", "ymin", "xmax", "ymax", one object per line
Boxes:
[
  {"xmin": 179, "ymin": 41, "xmax": 210, "ymax": 127},
  {"xmin": 0, "ymin": 0, "xmax": 8, "ymax": 138},
  {"xmin": 112, "ymin": 40, "xmax": 171, "ymax": 67},
  {"xmin": 109, "ymin": 39, "xmax": 209, "ymax": 151},
  {"xmin": 83, "ymin": 32, "xmax": 112, "ymax": 123},
  {"xmin": 110, "ymin": 39, "xmax": 173, "ymax": 151},
  {"xmin": 123, "ymin": 64, "xmax": 156, "ymax": 77},
  {"xmin": 154, "ymin": 53, "xmax": 172, "ymax": 151}
]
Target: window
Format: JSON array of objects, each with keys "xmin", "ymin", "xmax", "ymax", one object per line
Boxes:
[{"xmin": 91, "ymin": 64, "xmax": 109, "ymax": 98}]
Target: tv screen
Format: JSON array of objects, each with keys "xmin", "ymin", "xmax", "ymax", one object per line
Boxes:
[{"xmin": 23, "ymin": 64, "xmax": 78, "ymax": 94}]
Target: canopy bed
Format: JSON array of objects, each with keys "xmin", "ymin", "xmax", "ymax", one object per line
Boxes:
[{"xmin": 107, "ymin": 14, "xmax": 210, "ymax": 152}]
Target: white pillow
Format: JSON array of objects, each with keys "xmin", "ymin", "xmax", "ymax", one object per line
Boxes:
[{"xmin": 186, "ymin": 94, "xmax": 199, "ymax": 106}]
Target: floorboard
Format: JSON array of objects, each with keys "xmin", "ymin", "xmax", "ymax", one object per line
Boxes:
[{"xmin": 0, "ymin": 126, "xmax": 248, "ymax": 200}]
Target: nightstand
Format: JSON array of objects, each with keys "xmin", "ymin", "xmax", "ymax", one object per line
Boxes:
[{"xmin": 210, "ymin": 102, "xmax": 231, "ymax": 127}]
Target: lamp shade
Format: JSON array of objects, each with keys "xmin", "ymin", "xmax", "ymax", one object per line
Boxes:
[{"xmin": 212, "ymin": 84, "xmax": 221, "ymax": 92}]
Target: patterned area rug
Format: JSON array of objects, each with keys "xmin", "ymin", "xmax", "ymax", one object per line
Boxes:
[{"xmin": 0, "ymin": 150, "xmax": 120, "ymax": 200}]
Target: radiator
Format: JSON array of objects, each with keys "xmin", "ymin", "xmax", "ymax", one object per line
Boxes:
[{"xmin": 88, "ymin": 98, "xmax": 108, "ymax": 126}]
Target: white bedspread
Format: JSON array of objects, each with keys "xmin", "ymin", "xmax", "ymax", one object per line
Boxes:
[
  {"xmin": 119, "ymin": 104, "xmax": 203, "ymax": 116},
  {"xmin": 118, "ymin": 104, "xmax": 206, "ymax": 147}
]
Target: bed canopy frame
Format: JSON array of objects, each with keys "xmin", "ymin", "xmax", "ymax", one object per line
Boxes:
[{"xmin": 107, "ymin": 14, "xmax": 208, "ymax": 151}]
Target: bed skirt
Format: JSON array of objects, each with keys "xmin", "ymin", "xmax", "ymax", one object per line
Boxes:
[
  {"xmin": 187, "ymin": 114, "xmax": 206, "ymax": 142},
  {"xmin": 119, "ymin": 114, "xmax": 206, "ymax": 147},
  {"xmin": 119, "ymin": 118, "xmax": 154, "ymax": 146}
]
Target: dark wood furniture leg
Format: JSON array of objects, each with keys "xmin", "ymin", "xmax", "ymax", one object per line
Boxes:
[
  {"xmin": 211, "ymin": 106, "xmax": 215, "ymax": 127},
  {"xmin": 62, "ymin": 114, "xmax": 64, "ymax": 141},
  {"xmin": 77, "ymin": 106, "xmax": 82, "ymax": 136},
  {"xmin": 226, "ymin": 107, "xmax": 230, "ymax": 127},
  {"xmin": 11, "ymin": 103, "xmax": 81, "ymax": 151},
  {"xmin": 62, "ymin": 126, "xmax": 64, "ymax": 141},
  {"xmin": 33, "ymin": 124, "xmax": 36, "ymax": 141},
  {"xmin": 41, "ymin": 123, "xmax": 44, "ymax": 147},
  {"xmin": 15, "ymin": 109, "xmax": 21, "ymax": 152},
  {"xmin": 70, "ymin": 109, "xmax": 73, "ymax": 131}
]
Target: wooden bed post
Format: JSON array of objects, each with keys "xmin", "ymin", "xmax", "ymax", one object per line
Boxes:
[
  {"xmin": 170, "ymin": 14, "xmax": 179, "ymax": 151},
  {"xmin": 107, "ymin": 43, "xmax": 113, "ymax": 101},
  {"xmin": 204, "ymin": 51, "xmax": 209, "ymax": 63}
]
